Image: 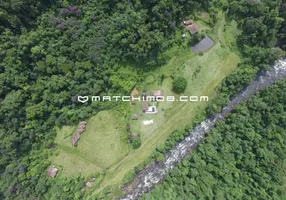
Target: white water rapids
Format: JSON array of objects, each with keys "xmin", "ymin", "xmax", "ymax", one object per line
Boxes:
[{"xmin": 121, "ymin": 59, "xmax": 286, "ymax": 200}]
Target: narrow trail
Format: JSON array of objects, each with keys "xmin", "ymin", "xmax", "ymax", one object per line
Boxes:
[{"xmin": 121, "ymin": 59, "xmax": 286, "ymax": 200}]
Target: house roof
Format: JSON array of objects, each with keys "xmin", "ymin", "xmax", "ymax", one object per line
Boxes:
[
  {"xmin": 79, "ymin": 124, "xmax": 86, "ymax": 129},
  {"xmin": 187, "ymin": 24, "xmax": 198, "ymax": 34},
  {"xmin": 77, "ymin": 128, "xmax": 85, "ymax": 133},
  {"xmin": 71, "ymin": 121, "xmax": 88, "ymax": 146},
  {"xmin": 151, "ymin": 90, "xmax": 163, "ymax": 97},
  {"xmin": 183, "ymin": 20, "xmax": 193, "ymax": 25},
  {"xmin": 47, "ymin": 166, "xmax": 59, "ymax": 178},
  {"xmin": 72, "ymin": 137, "xmax": 78, "ymax": 146},
  {"xmin": 86, "ymin": 182, "xmax": 92, "ymax": 188},
  {"xmin": 72, "ymin": 138, "xmax": 76, "ymax": 146},
  {"xmin": 142, "ymin": 101, "xmax": 149, "ymax": 111},
  {"xmin": 131, "ymin": 88, "xmax": 139, "ymax": 96},
  {"xmin": 192, "ymin": 36, "xmax": 215, "ymax": 53},
  {"xmin": 89, "ymin": 177, "xmax": 96, "ymax": 182},
  {"xmin": 72, "ymin": 132, "xmax": 81, "ymax": 146},
  {"xmin": 132, "ymin": 114, "xmax": 138, "ymax": 120}
]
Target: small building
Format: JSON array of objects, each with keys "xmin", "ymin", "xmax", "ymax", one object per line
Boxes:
[
  {"xmin": 131, "ymin": 88, "xmax": 139, "ymax": 96},
  {"xmin": 72, "ymin": 137, "xmax": 77, "ymax": 146},
  {"xmin": 183, "ymin": 20, "xmax": 193, "ymax": 25},
  {"xmin": 47, "ymin": 165, "xmax": 59, "ymax": 178},
  {"xmin": 151, "ymin": 90, "xmax": 164, "ymax": 100},
  {"xmin": 89, "ymin": 177, "xmax": 96, "ymax": 182},
  {"xmin": 75, "ymin": 131, "xmax": 81, "ymax": 135},
  {"xmin": 80, "ymin": 121, "xmax": 87, "ymax": 125},
  {"xmin": 77, "ymin": 128, "xmax": 85, "ymax": 133},
  {"xmin": 85, "ymin": 182, "xmax": 92, "ymax": 188},
  {"xmin": 187, "ymin": 24, "xmax": 198, "ymax": 34},
  {"xmin": 132, "ymin": 114, "xmax": 138, "ymax": 120},
  {"xmin": 79, "ymin": 124, "xmax": 86, "ymax": 129},
  {"xmin": 142, "ymin": 101, "xmax": 149, "ymax": 113},
  {"xmin": 72, "ymin": 132, "xmax": 80, "ymax": 146},
  {"xmin": 145, "ymin": 106, "xmax": 158, "ymax": 114},
  {"xmin": 72, "ymin": 121, "xmax": 88, "ymax": 147},
  {"xmin": 191, "ymin": 36, "xmax": 215, "ymax": 53}
]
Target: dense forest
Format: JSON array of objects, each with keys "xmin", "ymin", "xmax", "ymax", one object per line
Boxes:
[
  {"xmin": 142, "ymin": 0, "xmax": 286, "ymax": 199},
  {"xmin": 142, "ymin": 79, "xmax": 286, "ymax": 200},
  {"xmin": 1, "ymin": 0, "xmax": 286, "ymax": 199},
  {"xmin": 207, "ymin": 0, "xmax": 285, "ymax": 115},
  {"xmin": 278, "ymin": 1, "xmax": 286, "ymax": 50},
  {"xmin": 151, "ymin": 0, "xmax": 285, "ymax": 158},
  {"xmin": 0, "ymin": 0, "xmax": 225, "ymax": 199}
]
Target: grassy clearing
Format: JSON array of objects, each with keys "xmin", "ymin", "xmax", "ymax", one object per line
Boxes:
[
  {"xmin": 51, "ymin": 110, "xmax": 129, "ymax": 176},
  {"xmin": 91, "ymin": 14, "xmax": 240, "ymax": 196},
  {"xmin": 51, "ymin": 149, "xmax": 103, "ymax": 176},
  {"xmin": 51, "ymin": 12, "xmax": 240, "ymax": 198},
  {"xmin": 77, "ymin": 111, "xmax": 128, "ymax": 168}
]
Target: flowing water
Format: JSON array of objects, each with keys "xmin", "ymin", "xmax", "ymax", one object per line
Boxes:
[{"xmin": 121, "ymin": 59, "xmax": 286, "ymax": 200}]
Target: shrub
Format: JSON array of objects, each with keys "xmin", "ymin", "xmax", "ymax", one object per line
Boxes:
[{"xmin": 172, "ymin": 76, "xmax": 187, "ymax": 93}]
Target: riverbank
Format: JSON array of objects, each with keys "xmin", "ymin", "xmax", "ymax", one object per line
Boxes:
[{"xmin": 121, "ymin": 59, "xmax": 286, "ymax": 199}]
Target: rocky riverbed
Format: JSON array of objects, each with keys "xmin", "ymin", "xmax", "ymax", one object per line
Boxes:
[{"xmin": 121, "ymin": 59, "xmax": 286, "ymax": 200}]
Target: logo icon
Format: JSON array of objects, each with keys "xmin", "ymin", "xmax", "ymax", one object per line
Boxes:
[{"xmin": 78, "ymin": 96, "xmax": 89, "ymax": 103}]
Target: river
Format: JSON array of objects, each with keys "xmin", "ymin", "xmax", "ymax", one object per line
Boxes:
[{"xmin": 121, "ymin": 59, "xmax": 286, "ymax": 200}]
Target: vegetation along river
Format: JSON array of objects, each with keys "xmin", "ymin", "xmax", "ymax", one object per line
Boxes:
[{"xmin": 121, "ymin": 59, "xmax": 286, "ymax": 200}]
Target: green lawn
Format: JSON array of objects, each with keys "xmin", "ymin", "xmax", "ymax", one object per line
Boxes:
[
  {"xmin": 90, "ymin": 13, "xmax": 240, "ymax": 196},
  {"xmin": 78, "ymin": 111, "xmax": 128, "ymax": 168},
  {"xmin": 51, "ymin": 110, "xmax": 129, "ymax": 176},
  {"xmin": 51, "ymin": 12, "xmax": 241, "ymax": 198}
]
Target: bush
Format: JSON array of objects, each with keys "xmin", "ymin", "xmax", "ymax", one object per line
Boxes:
[
  {"xmin": 172, "ymin": 76, "xmax": 187, "ymax": 93},
  {"xmin": 131, "ymin": 136, "xmax": 141, "ymax": 149}
]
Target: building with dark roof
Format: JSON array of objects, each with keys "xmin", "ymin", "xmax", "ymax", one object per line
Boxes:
[
  {"xmin": 79, "ymin": 124, "xmax": 86, "ymax": 129},
  {"xmin": 142, "ymin": 101, "xmax": 149, "ymax": 113},
  {"xmin": 151, "ymin": 90, "xmax": 164, "ymax": 100},
  {"xmin": 192, "ymin": 36, "xmax": 215, "ymax": 53},
  {"xmin": 77, "ymin": 128, "xmax": 85, "ymax": 133},
  {"xmin": 187, "ymin": 24, "xmax": 198, "ymax": 34},
  {"xmin": 132, "ymin": 114, "xmax": 138, "ymax": 120},
  {"xmin": 47, "ymin": 165, "xmax": 59, "ymax": 178},
  {"xmin": 183, "ymin": 20, "xmax": 193, "ymax": 25},
  {"xmin": 72, "ymin": 133, "xmax": 80, "ymax": 146},
  {"xmin": 72, "ymin": 121, "xmax": 88, "ymax": 146}
]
